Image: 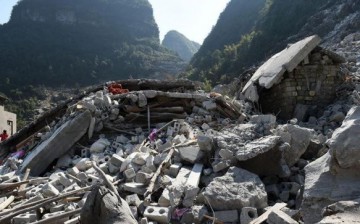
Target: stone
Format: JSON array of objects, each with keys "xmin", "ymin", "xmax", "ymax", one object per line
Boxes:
[
  {"xmin": 135, "ymin": 171, "xmax": 152, "ymax": 184},
  {"xmin": 197, "ymin": 135, "xmax": 213, "ymax": 151},
  {"xmin": 268, "ymin": 210, "xmax": 297, "ymax": 224},
  {"xmin": 302, "ymin": 152, "xmax": 360, "ymax": 223},
  {"xmin": 21, "ymin": 111, "xmax": 91, "ymax": 176},
  {"xmin": 178, "ymin": 145, "xmax": 203, "ymax": 164},
  {"xmin": 273, "ymin": 124, "xmax": 312, "ymax": 166},
  {"xmin": 180, "ymin": 205, "xmax": 208, "ymax": 224},
  {"xmin": 41, "ymin": 183, "xmax": 60, "ymax": 197},
  {"xmin": 56, "ymin": 154, "xmax": 72, "ymax": 168},
  {"xmin": 124, "ymin": 168, "xmax": 136, "ymax": 179},
  {"xmin": 126, "ymin": 194, "xmax": 141, "ymax": 207},
  {"xmin": 240, "ymin": 207, "xmax": 258, "ymax": 224},
  {"xmin": 250, "ymin": 114, "xmax": 276, "ymax": 125},
  {"xmin": 90, "ymin": 138, "xmax": 110, "ymax": 153},
  {"xmin": 327, "ymin": 106, "xmax": 360, "ymax": 168},
  {"xmin": 319, "ymin": 198, "xmax": 360, "ymax": 223},
  {"xmin": 329, "ymin": 112, "xmax": 345, "ymax": 122},
  {"xmin": 213, "ymin": 210, "xmax": 239, "ymax": 223},
  {"xmin": 236, "ymin": 136, "xmax": 288, "ymax": 176},
  {"xmin": 203, "ymin": 166, "xmax": 267, "ymax": 210},
  {"xmin": 168, "ymin": 163, "xmax": 182, "ymax": 177},
  {"xmin": 212, "ymin": 160, "xmax": 230, "ymax": 173},
  {"xmin": 143, "ymin": 206, "xmax": 170, "ymax": 224}
]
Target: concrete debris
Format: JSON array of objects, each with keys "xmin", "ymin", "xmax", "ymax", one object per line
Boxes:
[
  {"xmin": 1, "ymin": 60, "xmax": 360, "ymax": 223},
  {"xmin": 203, "ymin": 166, "xmax": 268, "ymax": 210}
]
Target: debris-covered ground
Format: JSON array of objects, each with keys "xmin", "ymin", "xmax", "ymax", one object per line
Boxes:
[{"xmin": 1, "ymin": 33, "xmax": 360, "ymax": 224}]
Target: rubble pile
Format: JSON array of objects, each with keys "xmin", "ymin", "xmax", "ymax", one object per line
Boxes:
[{"xmin": 1, "ymin": 78, "xmax": 360, "ymax": 223}]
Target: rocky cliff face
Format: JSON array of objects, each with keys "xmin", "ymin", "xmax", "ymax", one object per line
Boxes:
[
  {"xmin": 187, "ymin": 0, "xmax": 360, "ymax": 84},
  {"xmin": 162, "ymin": 30, "xmax": 201, "ymax": 62},
  {"xmin": 0, "ymin": 0, "xmax": 185, "ymax": 94}
]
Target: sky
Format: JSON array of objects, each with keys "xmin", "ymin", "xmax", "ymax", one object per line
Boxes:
[
  {"xmin": 148, "ymin": 0, "xmax": 230, "ymax": 44},
  {"xmin": 0, "ymin": 0, "xmax": 230, "ymax": 44}
]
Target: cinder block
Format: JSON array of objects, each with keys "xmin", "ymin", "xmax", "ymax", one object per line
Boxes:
[
  {"xmin": 12, "ymin": 212, "xmax": 37, "ymax": 224},
  {"xmin": 144, "ymin": 206, "xmax": 170, "ymax": 224},
  {"xmin": 240, "ymin": 207, "xmax": 258, "ymax": 224},
  {"xmin": 168, "ymin": 163, "xmax": 182, "ymax": 177},
  {"xmin": 124, "ymin": 168, "xmax": 136, "ymax": 179},
  {"xmin": 214, "ymin": 210, "xmax": 239, "ymax": 223},
  {"xmin": 110, "ymin": 154, "xmax": 125, "ymax": 167},
  {"xmin": 41, "ymin": 183, "xmax": 59, "ymax": 197}
]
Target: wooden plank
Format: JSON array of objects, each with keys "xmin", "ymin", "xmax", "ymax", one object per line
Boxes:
[{"xmin": 249, "ymin": 202, "xmax": 287, "ymax": 224}]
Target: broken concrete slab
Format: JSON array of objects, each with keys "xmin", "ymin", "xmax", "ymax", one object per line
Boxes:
[
  {"xmin": 203, "ymin": 167, "xmax": 267, "ymax": 210},
  {"xmin": 236, "ymin": 136, "xmax": 287, "ymax": 176},
  {"xmin": 21, "ymin": 111, "xmax": 91, "ymax": 176},
  {"xmin": 178, "ymin": 145, "xmax": 203, "ymax": 164},
  {"xmin": 273, "ymin": 124, "xmax": 312, "ymax": 166}
]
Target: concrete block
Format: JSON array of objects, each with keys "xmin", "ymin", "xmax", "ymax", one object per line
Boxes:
[
  {"xmin": 110, "ymin": 154, "xmax": 125, "ymax": 167},
  {"xmin": 133, "ymin": 153, "xmax": 147, "ymax": 165},
  {"xmin": 124, "ymin": 168, "xmax": 136, "ymax": 179},
  {"xmin": 146, "ymin": 155, "xmax": 157, "ymax": 172},
  {"xmin": 50, "ymin": 204, "xmax": 65, "ymax": 213},
  {"xmin": 140, "ymin": 217, "xmax": 149, "ymax": 224},
  {"xmin": 42, "ymin": 211, "xmax": 69, "ymax": 223},
  {"xmin": 197, "ymin": 135, "xmax": 213, "ymax": 151},
  {"xmin": 75, "ymin": 158, "xmax": 92, "ymax": 171},
  {"xmin": 123, "ymin": 183, "xmax": 146, "ymax": 195},
  {"xmin": 116, "ymin": 135, "xmax": 129, "ymax": 144},
  {"xmin": 214, "ymin": 210, "xmax": 239, "ymax": 223},
  {"xmin": 212, "ymin": 160, "xmax": 230, "ymax": 172},
  {"xmin": 108, "ymin": 163, "xmax": 120, "ymax": 174},
  {"xmin": 41, "ymin": 183, "xmax": 60, "ymax": 197},
  {"xmin": 183, "ymin": 163, "xmax": 203, "ymax": 207},
  {"xmin": 126, "ymin": 194, "xmax": 142, "ymax": 207},
  {"xmin": 240, "ymin": 207, "xmax": 258, "ymax": 224},
  {"xmin": 64, "ymin": 216, "xmax": 80, "ymax": 224},
  {"xmin": 173, "ymin": 134, "xmax": 187, "ymax": 145},
  {"xmin": 12, "ymin": 212, "xmax": 37, "ymax": 224},
  {"xmin": 268, "ymin": 209, "xmax": 298, "ymax": 224},
  {"xmin": 144, "ymin": 206, "xmax": 170, "ymax": 224},
  {"xmin": 58, "ymin": 173, "xmax": 74, "ymax": 187},
  {"xmin": 178, "ymin": 145, "xmax": 203, "ymax": 163},
  {"xmin": 201, "ymin": 123, "xmax": 210, "ymax": 131},
  {"xmin": 135, "ymin": 171, "xmax": 153, "ymax": 184},
  {"xmin": 25, "ymin": 185, "xmax": 44, "ymax": 198},
  {"xmin": 168, "ymin": 163, "xmax": 182, "ymax": 177}
]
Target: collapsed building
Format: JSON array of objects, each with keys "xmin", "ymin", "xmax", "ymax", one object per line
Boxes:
[
  {"xmin": 0, "ymin": 34, "xmax": 360, "ymax": 224},
  {"xmin": 241, "ymin": 35, "xmax": 346, "ymax": 121}
]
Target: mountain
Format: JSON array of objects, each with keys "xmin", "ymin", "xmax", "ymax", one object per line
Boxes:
[
  {"xmin": 187, "ymin": 0, "xmax": 360, "ymax": 84},
  {"xmin": 0, "ymin": 0, "xmax": 185, "ymax": 95},
  {"xmin": 162, "ymin": 30, "xmax": 201, "ymax": 62}
]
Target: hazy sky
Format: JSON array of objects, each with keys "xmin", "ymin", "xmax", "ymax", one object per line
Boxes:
[
  {"xmin": 0, "ymin": 0, "xmax": 230, "ymax": 44},
  {"xmin": 148, "ymin": 0, "xmax": 230, "ymax": 44}
]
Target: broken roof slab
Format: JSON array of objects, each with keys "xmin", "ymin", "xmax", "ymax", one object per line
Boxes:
[{"xmin": 242, "ymin": 35, "xmax": 321, "ymax": 101}]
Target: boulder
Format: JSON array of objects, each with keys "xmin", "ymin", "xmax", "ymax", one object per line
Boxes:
[
  {"xmin": 327, "ymin": 106, "xmax": 360, "ymax": 168},
  {"xmin": 203, "ymin": 167, "xmax": 267, "ymax": 210},
  {"xmin": 273, "ymin": 124, "xmax": 312, "ymax": 166},
  {"xmin": 21, "ymin": 111, "xmax": 91, "ymax": 176},
  {"xmin": 302, "ymin": 152, "xmax": 360, "ymax": 223},
  {"xmin": 319, "ymin": 198, "xmax": 360, "ymax": 223},
  {"xmin": 236, "ymin": 136, "xmax": 288, "ymax": 176}
]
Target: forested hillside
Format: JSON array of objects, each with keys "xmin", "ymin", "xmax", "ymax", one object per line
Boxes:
[
  {"xmin": 162, "ymin": 30, "xmax": 201, "ymax": 62},
  {"xmin": 0, "ymin": 0, "xmax": 185, "ymax": 95},
  {"xmin": 187, "ymin": 0, "xmax": 360, "ymax": 84}
]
